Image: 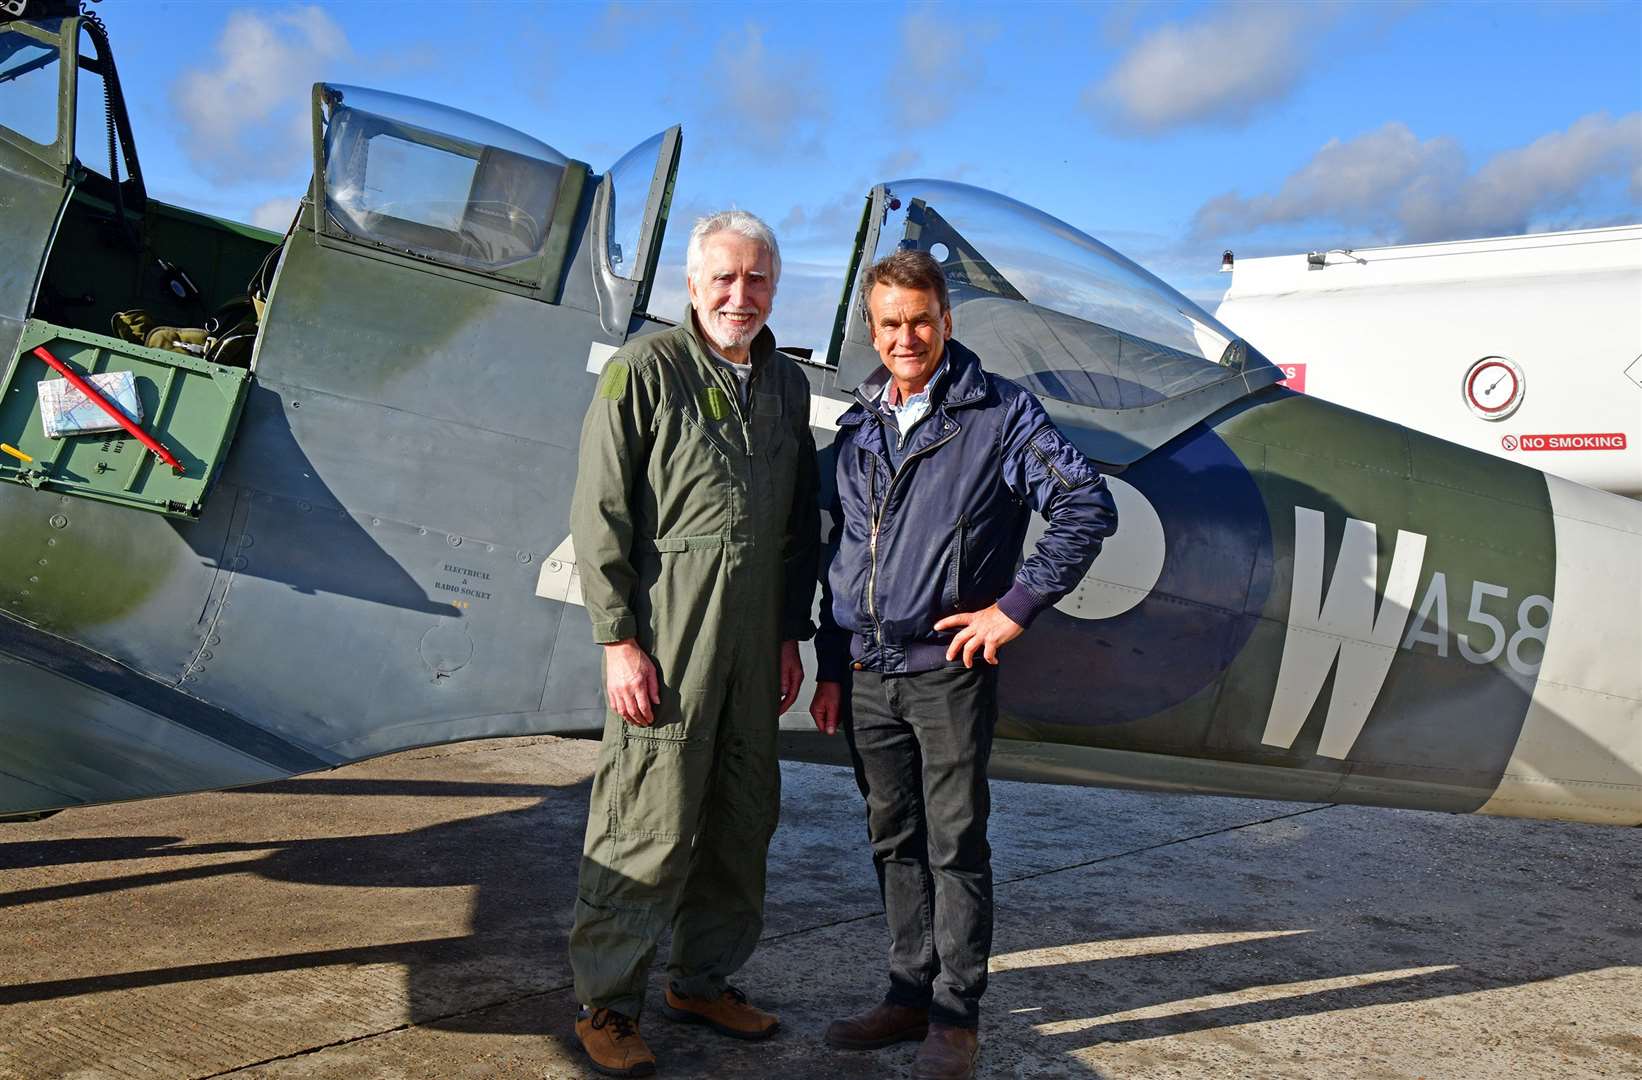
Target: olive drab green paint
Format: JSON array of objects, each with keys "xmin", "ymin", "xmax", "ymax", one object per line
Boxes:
[
  {"xmin": 1212, "ymin": 394, "xmax": 1557, "ymax": 811},
  {"xmin": 567, "ymin": 311, "xmax": 819, "ymax": 1015},
  {"xmin": 1, "ymin": 6, "xmax": 1633, "ymax": 827}
]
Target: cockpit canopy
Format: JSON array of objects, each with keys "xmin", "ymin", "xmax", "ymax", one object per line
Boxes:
[
  {"xmin": 318, "ymin": 84, "xmax": 568, "ymax": 282},
  {"xmin": 841, "ymin": 180, "xmax": 1278, "ymax": 465}
]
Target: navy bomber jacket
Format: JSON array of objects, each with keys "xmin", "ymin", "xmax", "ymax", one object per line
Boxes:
[{"xmin": 815, "ymin": 339, "xmax": 1118, "ymax": 681}]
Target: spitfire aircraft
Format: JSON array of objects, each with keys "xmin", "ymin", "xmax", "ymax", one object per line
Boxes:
[{"xmin": 1, "ymin": 7, "xmax": 1638, "ymax": 826}]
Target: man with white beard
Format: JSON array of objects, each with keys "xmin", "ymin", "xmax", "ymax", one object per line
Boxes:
[{"xmin": 566, "ymin": 211, "xmax": 819, "ymax": 1076}]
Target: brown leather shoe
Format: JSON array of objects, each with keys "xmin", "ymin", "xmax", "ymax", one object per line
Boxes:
[
  {"xmin": 575, "ymin": 1007, "xmax": 656, "ymax": 1078},
  {"xmin": 911, "ymin": 1023, "xmax": 979, "ymax": 1080},
  {"xmin": 824, "ymin": 1000, "xmax": 930, "ymax": 1050},
  {"xmin": 662, "ymin": 985, "xmax": 780, "ymax": 1040}
]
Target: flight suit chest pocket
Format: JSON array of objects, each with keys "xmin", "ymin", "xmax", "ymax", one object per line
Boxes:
[
  {"xmin": 753, "ymin": 392, "xmax": 794, "ymax": 459},
  {"xmin": 674, "ymin": 388, "xmax": 735, "ymax": 462},
  {"xmin": 752, "ymin": 393, "xmax": 799, "ymax": 523}
]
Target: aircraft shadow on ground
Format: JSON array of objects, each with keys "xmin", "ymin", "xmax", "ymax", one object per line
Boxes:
[{"xmin": 2, "ymin": 770, "xmax": 1638, "ymax": 1079}]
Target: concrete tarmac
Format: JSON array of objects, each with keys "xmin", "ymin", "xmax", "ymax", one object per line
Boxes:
[{"xmin": 1, "ymin": 735, "xmax": 1637, "ymax": 1080}]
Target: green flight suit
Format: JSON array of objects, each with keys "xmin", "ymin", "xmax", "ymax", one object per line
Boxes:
[{"xmin": 567, "ymin": 311, "xmax": 819, "ymax": 1018}]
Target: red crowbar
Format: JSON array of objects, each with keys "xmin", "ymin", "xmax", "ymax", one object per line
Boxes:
[{"xmin": 32, "ymin": 345, "xmax": 185, "ymax": 475}]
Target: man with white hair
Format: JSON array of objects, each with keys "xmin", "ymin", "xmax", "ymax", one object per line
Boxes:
[{"xmin": 567, "ymin": 210, "xmax": 818, "ymax": 1076}]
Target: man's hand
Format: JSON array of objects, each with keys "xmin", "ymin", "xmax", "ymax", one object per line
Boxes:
[
  {"xmin": 603, "ymin": 638, "xmax": 660, "ymax": 726},
  {"xmin": 810, "ymin": 680, "xmax": 843, "ymax": 736},
  {"xmin": 935, "ymin": 604, "xmax": 1025, "ymax": 668},
  {"xmin": 778, "ymin": 640, "xmax": 804, "ymax": 713}
]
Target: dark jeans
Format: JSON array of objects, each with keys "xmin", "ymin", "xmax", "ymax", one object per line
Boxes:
[{"xmin": 845, "ymin": 664, "xmax": 997, "ymax": 1029}]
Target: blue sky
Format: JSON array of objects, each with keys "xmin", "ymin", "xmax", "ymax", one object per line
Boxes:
[{"xmin": 89, "ymin": 0, "xmax": 1642, "ymax": 352}]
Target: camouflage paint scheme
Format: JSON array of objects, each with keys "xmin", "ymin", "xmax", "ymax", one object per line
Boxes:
[{"xmin": 0, "ymin": 13, "xmax": 1635, "ymax": 824}]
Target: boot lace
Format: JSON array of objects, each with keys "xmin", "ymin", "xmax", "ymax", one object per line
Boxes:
[{"xmin": 590, "ymin": 1008, "xmax": 639, "ymax": 1040}]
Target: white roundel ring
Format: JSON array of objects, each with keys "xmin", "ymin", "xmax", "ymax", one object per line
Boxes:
[{"xmin": 1023, "ymin": 476, "xmax": 1166, "ymax": 621}]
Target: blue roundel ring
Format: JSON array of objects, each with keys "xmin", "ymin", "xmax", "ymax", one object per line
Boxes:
[{"xmin": 999, "ymin": 420, "xmax": 1274, "ymax": 727}]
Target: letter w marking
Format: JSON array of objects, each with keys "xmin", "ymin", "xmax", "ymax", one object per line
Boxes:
[{"xmin": 1262, "ymin": 508, "xmax": 1428, "ymax": 759}]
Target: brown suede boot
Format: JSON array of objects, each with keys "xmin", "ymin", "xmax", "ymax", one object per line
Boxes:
[
  {"xmin": 824, "ymin": 1000, "xmax": 930, "ymax": 1050},
  {"xmin": 911, "ymin": 1023, "xmax": 979, "ymax": 1080},
  {"xmin": 662, "ymin": 985, "xmax": 780, "ymax": 1040},
  {"xmin": 575, "ymin": 1007, "xmax": 656, "ymax": 1077}
]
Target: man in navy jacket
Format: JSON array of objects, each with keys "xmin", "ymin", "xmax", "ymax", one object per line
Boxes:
[{"xmin": 811, "ymin": 249, "xmax": 1117, "ymax": 1080}]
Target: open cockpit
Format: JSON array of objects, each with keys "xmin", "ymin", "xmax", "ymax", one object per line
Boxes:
[{"xmin": 826, "ymin": 180, "xmax": 1281, "ymax": 466}]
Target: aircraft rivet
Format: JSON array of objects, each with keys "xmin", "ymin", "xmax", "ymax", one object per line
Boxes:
[
  {"xmin": 447, "ymin": 535, "xmax": 462, "ymax": 547},
  {"xmin": 37, "ymin": 559, "xmax": 47, "ymax": 566},
  {"xmin": 486, "ymin": 544, "xmax": 495, "ymax": 553},
  {"xmin": 208, "ymin": 635, "xmax": 221, "ymax": 646},
  {"xmin": 518, "ymin": 552, "xmax": 532, "ymax": 564},
  {"xmin": 299, "ymin": 501, "xmax": 311, "ymax": 512},
  {"xmin": 372, "ymin": 517, "xmax": 381, "ymax": 526},
  {"xmin": 418, "ymin": 527, "xmax": 428, "ymax": 536},
  {"xmin": 199, "ymin": 650, "xmax": 213, "ymax": 662},
  {"xmin": 45, "ymin": 538, "xmax": 56, "ymax": 546},
  {"xmin": 19, "ymin": 589, "xmax": 28, "ymax": 597},
  {"xmin": 27, "ymin": 576, "xmax": 37, "ymax": 584},
  {"xmin": 548, "ymin": 559, "xmax": 561, "ymax": 571},
  {"xmin": 184, "ymin": 674, "xmax": 198, "ymax": 683},
  {"xmin": 48, "ymin": 514, "xmax": 67, "ymax": 529}
]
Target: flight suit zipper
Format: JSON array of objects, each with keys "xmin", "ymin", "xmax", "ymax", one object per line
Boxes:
[{"xmin": 729, "ymin": 370, "xmax": 755, "ymax": 457}]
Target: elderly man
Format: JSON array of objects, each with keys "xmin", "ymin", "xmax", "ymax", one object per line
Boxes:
[
  {"xmin": 568, "ymin": 210, "xmax": 818, "ymax": 1077},
  {"xmin": 811, "ymin": 249, "xmax": 1116, "ymax": 1080}
]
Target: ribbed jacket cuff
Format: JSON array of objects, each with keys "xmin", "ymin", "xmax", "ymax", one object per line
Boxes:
[
  {"xmin": 591, "ymin": 616, "xmax": 637, "ymax": 644},
  {"xmin": 997, "ymin": 582, "xmax": 1053, "ymax": 628},
  {"xmin": 814, "ymin": 629, "xmax": 852, "ymax": 683}
]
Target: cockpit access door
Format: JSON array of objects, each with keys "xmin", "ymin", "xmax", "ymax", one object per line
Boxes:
[{"xmin": 833, "ymin": 180, "xmax": 1282, "ymax": 468}]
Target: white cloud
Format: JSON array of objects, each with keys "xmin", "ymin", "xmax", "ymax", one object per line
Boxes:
[
  {"xmin": 170, "ymin": 7, "xmax": 351, "ymax": 183},
  {"xmin": 779, "ymin": 194, "xmax": 864, "ymax": 247},
  {"xmin": 1089, "ymin": 3, "xmax": 1339, "ymax": 134},
  {"xmin": 888, "ymin": 3, "xmax": 995, "ymax": 129},
  {"xmin": 878, "ymin": 148, "xmax": 923, "ymax": 177},
  {"xmin": 706, "ymin": 24, "xmax": 827, "ymax": 151},
  {"xmin": 248, "ymin": 196, "xmax": 300, "ymax": 232},
  {"xmin": 1193, "ymin": 112, "xmax": 1642, "ymax": 244},
  {"xmin": 1193, "ymin": 121, "xmax": 1463, "ymax": 238},
  {"xmin": 1445, "ymin": 112, "xmax": 1642, "ymax": 239}
]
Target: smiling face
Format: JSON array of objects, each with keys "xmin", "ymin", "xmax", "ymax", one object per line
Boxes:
[
  {"xmin": 867, "ymin": 281, "xmax": 953, "ymax": 398},
  {"xmin": 687, "ymin": 230, "xmax": 775, "ymax": 362}
]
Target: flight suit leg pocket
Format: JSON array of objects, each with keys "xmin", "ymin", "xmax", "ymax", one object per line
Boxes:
[{"xmin": 611, "ymin": 704, "xmax": 711, "ymax": 847}]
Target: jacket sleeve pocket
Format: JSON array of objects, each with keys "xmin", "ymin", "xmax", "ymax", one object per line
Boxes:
[{"xmin": 1028, "ymin": 430, "xmax": 1095, "ymax": 492}]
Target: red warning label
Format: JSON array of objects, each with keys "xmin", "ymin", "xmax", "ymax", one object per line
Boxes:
[
  {"xmin": 1276, "ymin": 363, "xmax": 1306, "ymax": 393},
  {"xmin": 1504, "ymin": 432, "xmax": 1628, "ymax": 452}
]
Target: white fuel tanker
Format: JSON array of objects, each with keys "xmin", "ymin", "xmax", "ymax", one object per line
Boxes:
[{"xmin": 1216, "ymin": 225, "xmax": 1642, "ymax": 498}]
